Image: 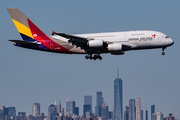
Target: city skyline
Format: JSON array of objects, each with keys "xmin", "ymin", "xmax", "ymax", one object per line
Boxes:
[
  {"xmin": 1, "ymin": 96, "xmax": 178, "ymax": 120},
  {"xmin": 1, "ymin": 71, "xmax": 177, "ymax": 120},
  {"xmin": 0, "ymin": 66, "xmax": 178, "ymax": 120}
]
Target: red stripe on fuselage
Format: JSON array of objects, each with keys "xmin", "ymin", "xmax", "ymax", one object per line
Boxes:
[{"xmin": 27, "ymin": 18, "xmax": 72, "ymax": 53}]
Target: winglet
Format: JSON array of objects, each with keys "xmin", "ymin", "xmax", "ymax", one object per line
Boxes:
[{"xmin": 51, "ymin": 31, "xmax": 56, "ymax": 36}]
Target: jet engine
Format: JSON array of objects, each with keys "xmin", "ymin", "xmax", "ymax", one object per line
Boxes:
[
  {"xmin": 88, "ymin": 39, "xmax": 103, "ymax": 48},
  {"xmin": 108, "ymin": 43, "xmax": 122, "ymax": 51}
]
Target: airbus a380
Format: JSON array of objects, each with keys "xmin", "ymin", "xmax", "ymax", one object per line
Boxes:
[{"xmin": 7, "ymin": 8, "xmax": 174, "ymax": 60}]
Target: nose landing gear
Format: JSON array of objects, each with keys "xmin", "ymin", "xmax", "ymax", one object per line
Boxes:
[
  {"xmin": 85, "ymin": 54, "xmax": 102, "ymax": 60},
  {"xmin": 162, "ymin": 48, "xmax": 165, "ymax": 55}
]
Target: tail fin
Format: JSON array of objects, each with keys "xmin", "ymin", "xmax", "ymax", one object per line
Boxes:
[
  {"xmin": 7, "ymin": 8, "xmax": 51, "ymax": 43},
  {"xmin": 7, "ymin": 8, "xmax": 34, "ymax": 42},
  {"xmin": 7, "ymin": 8, "xmax": 72, "ymax": 52}
]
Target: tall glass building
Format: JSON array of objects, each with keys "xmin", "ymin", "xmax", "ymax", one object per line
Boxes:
[
  {"xmin": 56, "ymin": 100, "xmax": 61, "ymax": 114},
  {"xmin": 83, "ymin": 104, "xmax": 91, "ymax": 118},
  {"xmin": 146, "ymin": 110, "xmax": 148, "ymax": 120},
  {"xmin": 48, "ymin": 104, "xmax": 57, "ymax": 120},
  {"xmin": 66, "ymin": 99, "xmax": 75, "ymax": 117},
  {"xmin": 129, "ymin": 99, "xmax": 136, "ymax": 120},
  {"xmin": 136, "ymin": 97, "xmax": 141, "ymax": 120},
  {"xmin": 95, "ymin": 91, "xmax": 103, "ymax": 117},
  {"xmin": 33, "ymin": 103, "xmax": 40, "ymax": 116},
  {"xmin": 124, "ymin": 106, "xmax": 129, "ymax": 120},
  {"xmin": 84, "ymin": 96, "xmax": 92, "ymax": 111},
  {"xmin": 101, "ymin": 103, "xmax": 108, "ymax": 120},
  {"xmin": 8, "ymin": 107, "xmax": 16, "ymax": 118},
  {"xmin": 114, "ymin": 77, "xmax": 123, "ymax": 120},
  {"xmin": 152, "ymin": 112, "xmax": 163, "ymax": 120},
  {"xmin": 151, "ymin": 105, "xmax": 155, "ymax": 120},
  {"xmin": 141, "ymin": 110, "xmax": 143, "ymax": 120}
]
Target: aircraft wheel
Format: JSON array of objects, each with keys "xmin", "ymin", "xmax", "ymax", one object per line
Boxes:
[
  {"xmin": 85, "ymin": 55, "xmax": 89, "ymax": 59},
  {"xmin": 93, "ymin": 55, "xmax": 98, "ymax": 60},
  {"xmin": 162, "ymin": 52, "xmax": 165, "ymax": 55},
  {"xmin": 90, "ymin": 56, "xmax": 93, "ymax": 60},
  {"xmin": 99, "ymin": 56, "xmax": 102, "ymax": 60}
]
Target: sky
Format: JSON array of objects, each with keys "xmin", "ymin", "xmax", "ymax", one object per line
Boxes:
[{"xmin": 0, "ymin": 0, "xmax": 180, "ymax": 119}]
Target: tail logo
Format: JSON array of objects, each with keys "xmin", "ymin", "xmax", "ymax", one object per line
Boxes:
[
  {"xmin": 152, "ymin": 34, "xmax": 156, "ymax": 38},
  {"xmin": 33, "ymin": 34, "xmax": 37, "ymax": 37}
]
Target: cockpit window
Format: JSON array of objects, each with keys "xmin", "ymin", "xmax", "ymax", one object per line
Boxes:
[{"xmin": 165, "ymin": 36, "xmax": 169, "ymax": 38}]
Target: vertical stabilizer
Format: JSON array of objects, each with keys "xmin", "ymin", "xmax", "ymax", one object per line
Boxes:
[
  {"xmin": 7, "ymin": 8, "xmax": 72, "ymax": 53},
  {"xmin": 7, "ymin": 8, "xmax": 35, "ymax": 41}
]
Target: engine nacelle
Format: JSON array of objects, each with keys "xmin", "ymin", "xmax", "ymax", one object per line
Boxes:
[
  {"xmin": 108, "ymin": 43, "xmax": 122, "ymax": 51},
  {"xmin": 88, "ymin": 39, "xmax": 103, "ymax": 48}
]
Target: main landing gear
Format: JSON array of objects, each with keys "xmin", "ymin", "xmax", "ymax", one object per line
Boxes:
[
  {"xmin": 85, "ymin": 54, "xmax": 102, "ymax": 60},
  {"xmin": 162, "ymin": 48, "xmax": 165, "ymax": 55}
]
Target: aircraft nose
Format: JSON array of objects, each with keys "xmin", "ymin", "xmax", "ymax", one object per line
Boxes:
[{"xmin": 169, "ymin": 38, "xmax": 174, "ymax": 46}]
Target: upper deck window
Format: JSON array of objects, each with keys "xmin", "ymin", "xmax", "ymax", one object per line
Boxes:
[
  {"xmin": 165, "ymin": 36, "xmax": 169, "ymax": 38},
  {"xmin": 131, "ymin": 34, "xmax": 144, "ymax": 36}
]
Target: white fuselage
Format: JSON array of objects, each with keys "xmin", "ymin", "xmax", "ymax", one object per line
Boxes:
[{"xmin": 51, "ymin": 30, "xmax": 174, "ymax": 54}]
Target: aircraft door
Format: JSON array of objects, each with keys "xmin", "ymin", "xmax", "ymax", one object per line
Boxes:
[
  {"xmin": 124, "ymin": 33, "xmax": 128, "ymax": 41},
  {"xmin": 50, "ymin": 43, "xmax": 54, "ymax": 50}
]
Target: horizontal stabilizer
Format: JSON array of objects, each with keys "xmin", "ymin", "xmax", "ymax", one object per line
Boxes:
[{"xmin": 8, "ymin": 40, "xmax": 39, "ymax": 45}]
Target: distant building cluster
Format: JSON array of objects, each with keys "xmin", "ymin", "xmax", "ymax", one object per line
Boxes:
[{"xmin": 0, "ymin": 69, "xmax": 178, "ymax": 120}]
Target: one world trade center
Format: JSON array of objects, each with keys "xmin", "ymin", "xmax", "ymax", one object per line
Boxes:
[{"xmin": 114, "ymin": 67, "xmax": 123, "ymax": 120}]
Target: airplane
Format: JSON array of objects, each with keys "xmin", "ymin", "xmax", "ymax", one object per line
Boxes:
[{"xmin": 7, "ymin": 8, "xmax": 174, "ymax": 60}]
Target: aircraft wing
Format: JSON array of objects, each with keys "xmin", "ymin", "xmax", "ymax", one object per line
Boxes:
[
  {"xmin": 53, "ymin": 32, "xmax": 93, "ymax": 52},
  {"xmin": 55, "ymin": 33, "xmax": 86, "ymax": 40}
]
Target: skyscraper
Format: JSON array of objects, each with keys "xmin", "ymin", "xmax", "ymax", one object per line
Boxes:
[
  {"xmin": 141, "ymin": 110, "xmax": 143, "ymax": 120},
  {"xmin": 124, "ymin": 106, "xmax": 129, "ymax": 120},
  {"xmin": 56, "ymin": 100, "xmax": 61, "ymax": 114},
  {"xmin": 114, "ymin": 67, "xmax": 123, "ymax": 120},
  {"xmin": 75, "ymin": 107, "xmax": 79, "ymax": 116},
  {"xmin": 108, "ymin": 111, "xmax": 113, "ymax": 120},
  {"xmin": 61, "ymin": 108, "xmax": 64, "ymax": 116},
  {"xmin": 0, "ymin": 106, "xmax": 9, "ymax": 120},
  {"xmin": 17, "ymin": 112, "xmax": 26, "ymax": 120},
  {"xmin": 66, "ymin": 99, "xmax": 75, "ymax": 117},
  {"xmin": 166, "ymin": 113, "xmax": 175, "ymax": 120},
  {"xmin": 129, "ymin": 99, "xmax": 136, "ymax": 120},
  {"xmin": 36, "ymin": 113, "xmax": 45, "ymax": 120},
  {"xmin": 101, "ymin": 103, "xmax": 108, "ymax": 120},
  {"xmin": 95, "ymin": 91, "xmax": 103, "ymax": 117},
  {"xmin": 84, "ymin": 96, "xmax": 92, "ymax": 111},
  {"xmin": 152, "ymin": 112, "xmax": 163, "ymax": 120},
  {"xmin": 136, "ymin": 97, "xmax": 141, "ymax": 120},
  {"xmin": 8, "ymin": 107, "xmax": 16, "ymax": 118},
  {"xmin": 33, "ymin": 103, "xmax": 40, "ymax": 116},
  {"xmin": 146, "ymin": 110, "xmax": 148, "ymax": 120},
  {"xmin": 0, "ymin": 107, "xmax": 5, "ymax": 120},
  {"xmin": 48, "ymin": 104, "xmax": 57, "ymax": 120},
  {"xmin": 83, "ymin": 105, "xmax": 91, "ymax": 118},
  {"xmin": 151, "ymin": 105, "xmax": 155, "ymax": 120},
  {"xmin": 27, "ymin": 114, "xmax": 36, "ymax": 120}
]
